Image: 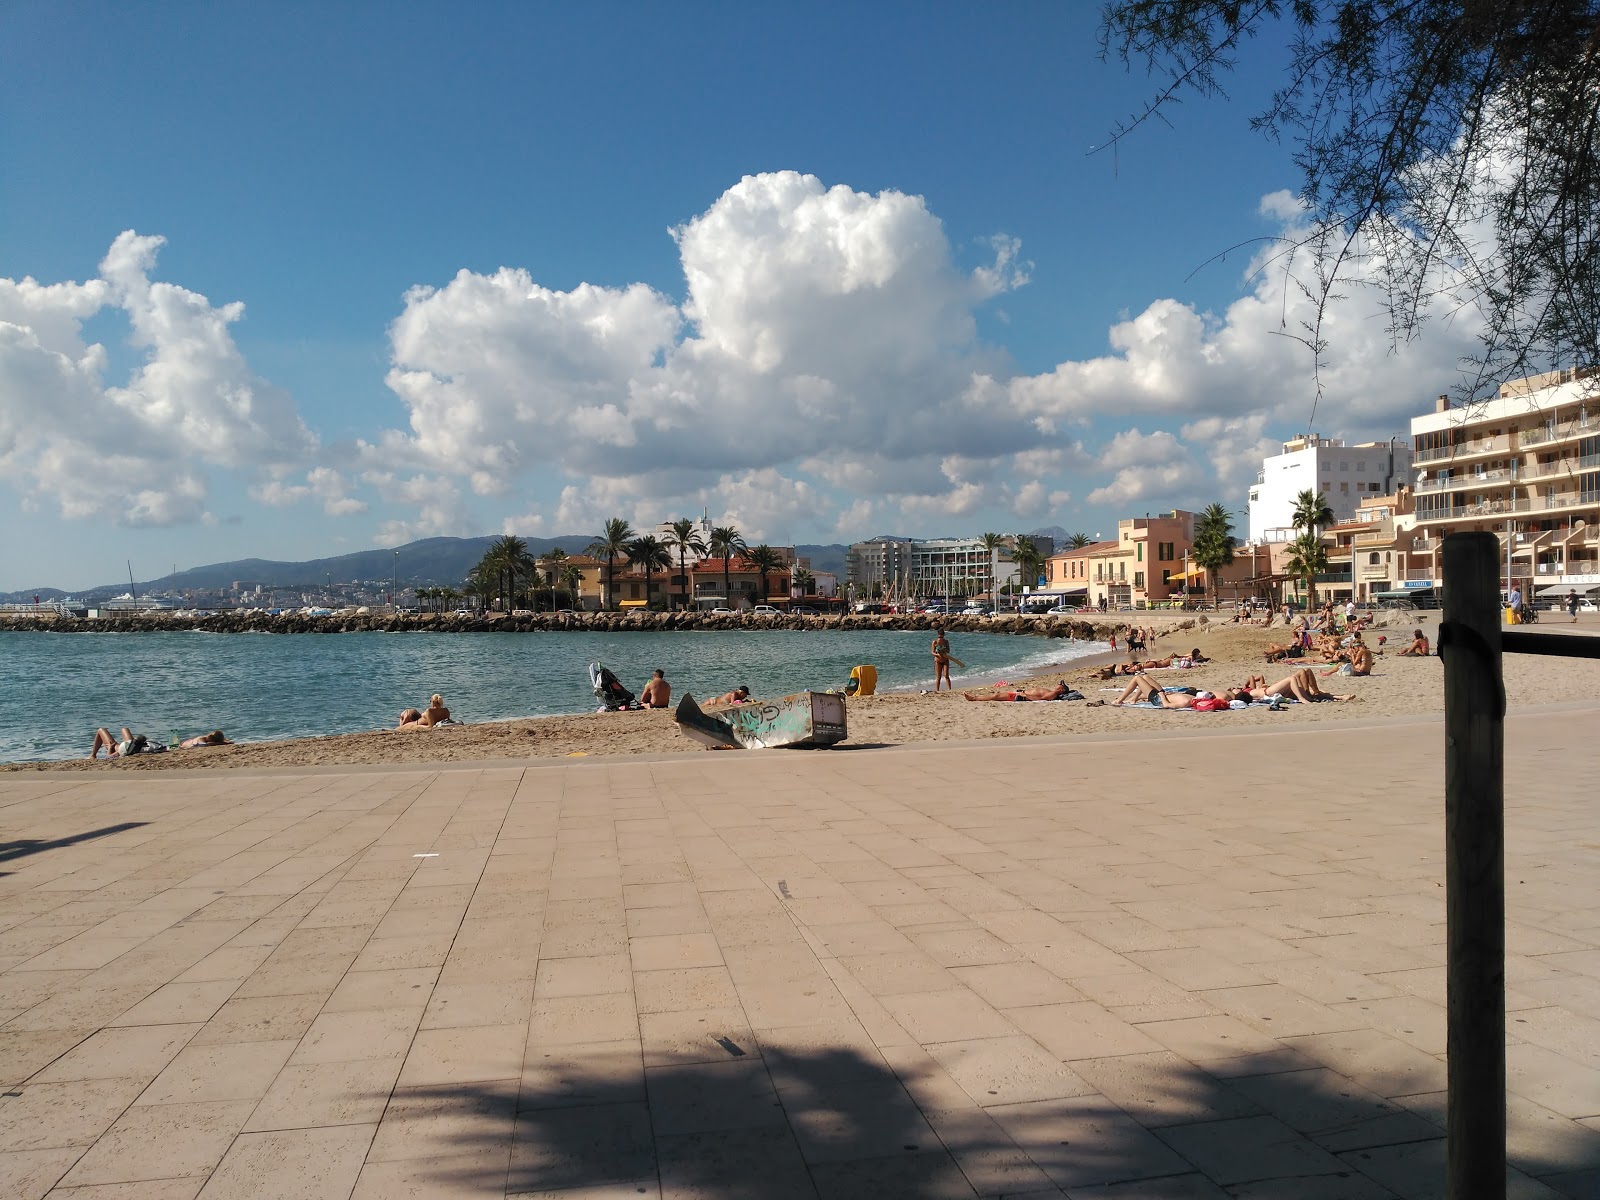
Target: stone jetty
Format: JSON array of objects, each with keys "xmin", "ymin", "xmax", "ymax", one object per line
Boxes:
[{"xmin": 0, "ymin": 608, "xmax": 1193, "ymax": 643}]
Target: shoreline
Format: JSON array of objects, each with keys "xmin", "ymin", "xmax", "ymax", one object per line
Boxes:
[{"xmin": 14, "ymin": 614, "xmax": 1592, "ymax": 774}]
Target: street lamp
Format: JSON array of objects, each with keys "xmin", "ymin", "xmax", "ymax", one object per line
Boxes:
[{"xmin": 392, "ymin": 551, "xmax": 399, "ymax": 611}]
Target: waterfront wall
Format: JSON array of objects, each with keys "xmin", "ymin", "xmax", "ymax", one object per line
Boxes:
[{"xmin": 0, "ymin": 609, "xmax": 1196, "ymax": 642}]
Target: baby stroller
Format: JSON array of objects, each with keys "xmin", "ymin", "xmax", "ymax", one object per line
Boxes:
[{"xmin": 589, "ymin": 662, "xmax": 640, "ymax": 712}]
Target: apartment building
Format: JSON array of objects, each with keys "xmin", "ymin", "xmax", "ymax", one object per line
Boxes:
[
  {"xmin": 1044, "ymin": 541, "xmax": 1116, "ymax": 598},
  {"xmin": 690, "ymin": 558, "xmax": 793, "ymax": 609},
  {"xmin": 1409, "ymin": 369, "xmax": 1600, "ymax": 597},
  {"xmin": 1248, "ymin": 435, "xmax": 1411, "ymax": 542},
  {"xmin": 1318, "ymin": 490, "xmax": 1423, "ymax": 604},
  {"xmin": 845, "ymin": 539, "xmax": 914, "ymax": 593}
]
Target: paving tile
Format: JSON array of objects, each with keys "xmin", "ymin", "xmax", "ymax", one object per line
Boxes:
[
  {"xmin": 0, "ymin": 1075, "xmax": 146, "ymax": 1151},
  {"xmin": 1006, "ymin": 1001, "xmax": 1166, "ymax": 1061},
  {"xmin": 30, "ymin": 1023, "xmax": 200, "ymax": 1084},
  {"xmin": 528, "ymin": 992, "xmax": 638, "ymax": 1047},
  {"xmin": 1137, "ymin": 1015, "xmax": 1287, "ymax": 1065},
  {"xmin": 834, "ymin": 950, "xmax": 958, "ymax": 997},
  {"xmin": 988, "ymin": 1093, "xmax": 1196, "ymax": 1189},
  {"xmin": 628, "ymin": 933, "xmax": 723, "ymax": 972},
  {"xmin": 290, "ymin": 1007, "xmax": 423, "ymax": 1064},
  {"xmin": 645, "ymin": 1059, "xmax": 786, "ymax": 1136},
  {"xmin": 1155, "ymin": 1114, "xmax": 1350, "ymax": 1186},
  {"xmin": 880, "ymin": 989, "xmax": 1015, "ymax": 1044},
  {"xmin": 367, "ymin": 1080, "xmax": 517, "ymax": 1163},
  {"xmin": 106, "ymin": 981, "xmax": 238, "ymax": 1027},
  {"xmin": 654, "ymin": 1126, "xmax": 813, "ymax": 1199},
  {"xmin": 398, "ymin": 1023, "xmax": 526, "ymax": 1086},
  {"xmin": 190, "ymin": 994, "xmax": 324, "ymax": 1046},
  {"xmin": 533, "ymin": 954, "xmax": 632, "ymax": 999},
  {"xmin": 58, "ymin": 1100, "xmax": 255, "ymax": 1186},
  {"xmin": 1280, "ymin": 1029, "xmax": 1448, "ymax": 1099},
  {"xmin": 632, "ymin": 966, "xmax": 740, "ymax": 1015},
  {"xmin": 949, "ymin": 961, "xmax": 1084, "ymax": 1009},
  {"xmin": 320, "ymin": 967, "xmax": 438, "ymax": 1013},
  {"xmin": 243, "ymin": 1057, "xmax": 403, "ymax": 1131},
  {"xmin": 521, "ymin": 1039, "xmax": 646, "ymax": 1109},
  {"xmin": 1071, "ymin": 1051, "xmax": 1261, "ymax": 1129},
  {"xmin": 349, "ymin": 1150, "xmax": 513, "ymax": 1198},
  {"xmin": 420, "ymin": 980, "xmax": 533, "ymax": 1030},
  {"xmin": 806, "ymin": 1150, "xmax": 979, "ymax": 1199},
  {"xmin": 0, "ymin": 1145, "xmax": 87, "ymax": 1200},
  {"xmin": 1197, "ymin": 984, "xmax": 1366, "ymax": 1038},
  {"xmin": 136, "ymin": 1039, "xmax": 296, "ymax": 1105},
  {"xmin": 192, "ymin": 1123, "xmax": 374, "ymax": 1198},
  {"xmin": 923, "ymin": 1034, "xmax": 1095, "ymax": 1106},
  {"xmin": 1226, "ymin": 1068, "xmax": 1441, "ymax": 1152},
  {"xmin": 507, "ymin": 1101, "xmax": 654, "ymax": 1191}
]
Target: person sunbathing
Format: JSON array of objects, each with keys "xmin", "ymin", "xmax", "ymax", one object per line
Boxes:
[
  {"xmin": 1264, "ymin": 641, "xmax": 1304, "ymax": 662},
  {"xmin": 178, "ymin": 730, "xmax": 230, "ymax": 749},
  {"xmin": 709, "ymin": 686, "xmax": 752, "ymax": 706},
  {"xmin": 964, "ymin": 681, "xmax": 1070, "ymax": 702},
  {"xmin": 1397, "ymin": 629, "xmax": 1430, "ymax": 656},
  {"xmin": 1111, "ymin": 673, "xmax": 1199, "ymax": 708},
  {"xmin": 88, "ymin": 727, "xmax": 148, "ymax": 759},
  {"xmin": 398, "ymin": 694, "xmax": 452, "ymax": 729},
  {"xmin": 1241, "ymin": 668, "xmax": 1357, "ymax": 703},
  {"xmin": 1095, "ymin": 657, "xmax": 1172, "ymax": 679}
]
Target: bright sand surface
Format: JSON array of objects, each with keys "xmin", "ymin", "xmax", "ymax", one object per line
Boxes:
[
  {"xmin": 14, "ymin": 611, "xmax": 1599, "ymax": 772},
  {"xmin": 0, "ymin": 703, "xmax": 1595, "ymax": 1196}
]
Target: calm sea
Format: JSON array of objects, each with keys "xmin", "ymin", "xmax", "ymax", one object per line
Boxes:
[{"xmin": 0, "ymin": 628, "xmax": 1105, "ymax": 763}]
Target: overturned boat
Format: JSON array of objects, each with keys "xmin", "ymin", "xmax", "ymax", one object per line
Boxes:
[{"xmin": 673, "ymin": 691, "xmax": 847, "ymax": 750}]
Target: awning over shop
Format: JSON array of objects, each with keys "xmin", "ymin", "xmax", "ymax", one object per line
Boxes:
[
  {"xmin": 1537, "ymin": 582, "xmax": 1599, "ymax": 597},
  {"xmin": 619, "ymin": 599, "xmax": 650, "ymax": 608}
]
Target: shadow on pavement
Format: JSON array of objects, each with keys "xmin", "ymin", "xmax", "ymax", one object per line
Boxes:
[
  {"xmin": 365, "ymin": 1041, "xmax": 1600, "ymax": 1197},
  {"xmin": 0, "ymin": 821, "xmax": 148, "ymax": 865}
]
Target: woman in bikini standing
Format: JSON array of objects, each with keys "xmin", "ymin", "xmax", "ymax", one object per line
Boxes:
[{"xmin": 931, "ymin": 627, "xmax": 953, "ymax": 691}]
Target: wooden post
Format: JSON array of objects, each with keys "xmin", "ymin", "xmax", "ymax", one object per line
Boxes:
[{"xmin": 1441, "ymin": 531, "xmax": 1506, "ymax": 1198}]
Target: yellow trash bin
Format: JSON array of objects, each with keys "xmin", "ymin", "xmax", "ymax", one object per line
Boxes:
[
  {"xmin": 1505, "ymin": 606, "xmax": 1519, "ymax": 625},
  {"xmin": 847, "ymin": 664, "xmax": 877, "ymax": 697}
]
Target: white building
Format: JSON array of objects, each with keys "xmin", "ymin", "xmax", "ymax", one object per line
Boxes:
[{"xmin": 1248, "ymin": 435, "xmax": 1411, "ymax": 542}]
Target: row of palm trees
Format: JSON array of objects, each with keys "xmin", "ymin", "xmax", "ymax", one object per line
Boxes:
[{"xmin": 454, "ymin": 521, "xmax": 804, "ymax": 613}]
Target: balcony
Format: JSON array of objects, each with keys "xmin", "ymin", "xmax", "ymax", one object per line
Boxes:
[
  {"xmin": 1405, "ymin": 568, "xmax": 1437, "ymax": 581},
  {"xmin": 1517, "ymin": 417, "xmax": 1598, "ymax": 448},
  {"xmin": 1532, "ymin": 452, "xmax": 1600, "ymax": 477},
  {"xmin": 1414, "ymin": 434, "xmax": 1515, "ymax": 464},
  {"xmin": 1414, "ymin": 466, "xmax": 1520, "ymax": 493},
  {"xmin": 1417, "ymin": 497, "xmax": 1531, "ymax": 522}
]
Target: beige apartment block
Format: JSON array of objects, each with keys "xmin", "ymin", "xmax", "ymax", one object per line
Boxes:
[{"xmin": 1411, "ymin": 369, "xmax": 1600, "ymax": 603}]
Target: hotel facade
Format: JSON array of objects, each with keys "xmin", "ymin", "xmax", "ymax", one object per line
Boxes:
[{"xmin": 1408, "ymin": 369, "xmax": 1600, "ymax": 597}]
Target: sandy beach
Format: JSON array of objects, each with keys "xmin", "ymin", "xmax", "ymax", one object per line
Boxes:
[{"xmin": 14, "ymin": 611, "xmax": 1597, "ymax": 773}]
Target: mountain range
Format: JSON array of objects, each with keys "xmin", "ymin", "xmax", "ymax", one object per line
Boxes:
[{"xmin": 6, "ymin": 527, "xmax": 1069, "ymax": 600}]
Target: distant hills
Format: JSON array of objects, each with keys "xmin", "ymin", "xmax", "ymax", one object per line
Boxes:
[
  {"xmin": 6, "ymin": 528, "xmax": 1075, "ymax": 600},
  {"xmin": 5, "ymin": 536, "xmax": 854, "ymax": 600}
]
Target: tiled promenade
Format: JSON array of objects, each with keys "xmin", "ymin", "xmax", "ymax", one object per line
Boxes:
[{"xmin": 1, "ymin": 709, "xmax": 1597, "ymax": 1199}]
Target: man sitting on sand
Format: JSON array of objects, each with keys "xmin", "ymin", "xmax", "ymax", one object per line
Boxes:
[
  {"xmin": 1110, "ymin": 673, "xmax": 1199, "ymax": 708},
  {"xmin": 964, "ymin": 681, "xmax": 1070, "ymax": 702},
  {"xmin": 398, "ymin": 694, "xmax": 452, "ymax": 729},
  {"xmin": 1322, "ymin": 641, "xmax": 1375, "ymax": 677},
  {"xmin": 641, "ymin": 670, "xmax": 671, "ymax": 709},
  {"xmin": 1397, "ymin": 629, "xmax": 1430, "ymax": 656}
]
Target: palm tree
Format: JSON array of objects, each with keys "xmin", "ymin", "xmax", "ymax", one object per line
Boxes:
[
  {"xmin": 1285, "ymin": 531, "xmax": 1330, "ymax": 609},
  {"xmin": 1011, "ymin": 534, "xmax": 1044, "ymax": 597},
  {"xmin": 1068, "ymin": 531, "xmax": 1092, "ymax": 548},
  {"xmin": 626, "ymin": 534, "xmax": 672, "ymax": 609},
  {"xmin": 746, "ymin": 544, "xmax": 783, "ymax": 604},
  {"xmin": 493, "ymin": 534, "xmax": 537, "ymax": 610},
  {"xmin": 461, "ymin": 567, "xmax": 488, "ymax": 613},
  {"xmin": 1191, "ymin": 503, "xmax": 1237, "ymax": 607},
  {"xmin": 792, "ymin": 566, "xmax": 815, "ymax": 600},
  {"xmin": 1291, "ymin": 489, "xmax": 1336, "ymax": 539},
  {"xmin": 587, "ymin": 518, "xmax": 635, "ymax": 611},
  {"xmin": 979, "ymin": 532, "xmax": 1006, "ymax": 603},
  {"xmin": 438, "ymin": 585, "xmax": 459, "ymax": 613},
  {"xmin": 560, "ymin": 563, "xmax": 582, "ymax": 607},
  {"xmin": 708, "ymin": 525, "xmax": 745, "ymax": 610},
  {"xmin": 664, "ymin": 518, "xmax": 706, "ymax": 610}
]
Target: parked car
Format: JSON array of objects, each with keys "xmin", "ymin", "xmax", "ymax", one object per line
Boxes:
[
  {"xmin": 711, "ymin": 607, "xmax": 734, "ymax": 614},
  {"xmin": 511, "ymin": 609, "xmax": 534, "ymax": 617},
  {"xmin": 1045, "ymin": 605, "xmax": 1079, "ymax": 615},
  {"xmin": 752, "ymin": 605, "xmax": 780, "ymax": 614},
  {"xmin": 792, "ymin": 606, "xmax": 820, "ymax": 615}
]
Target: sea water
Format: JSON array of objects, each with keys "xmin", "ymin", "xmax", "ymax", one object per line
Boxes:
[{"xmin": 0, "ymin": 628, "xmax": 1106, "ymax": 763}]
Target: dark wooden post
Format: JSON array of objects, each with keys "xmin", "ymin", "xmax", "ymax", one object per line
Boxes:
[{"xmin": 1441, "ymin": 531, "xmax": 1506, "ymax": 1198}]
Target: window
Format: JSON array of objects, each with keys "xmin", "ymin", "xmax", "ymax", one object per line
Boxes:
[
  {"xmin": 1369, "ymin": 553, "xmax": 1381, "ymax": 565},
  {"xmin": 1119, "ymin": 563, "xmax": 1126, "ymax": 580},
  {"xmin": 1340, "ymin": 481, "xmax": 1350, "ymax": 493},
  {"xmin": 1161, "ymin": 569, "xmax": 1171, "ymax": 586},
  {"xmin": 1357, "ymin": 461, "xmax": 1366, "ymax": 470},
  {"xmin": 1134, "ymin": 571, "xmax": 1145, "ymax": 588},
  {"xmin": 1137, "ymin": 544, "xmax": 1143, "ymax": 562},
  {"xmin": 1340, "ymin": 461, "xmax": 1350, "ymax": 471}
]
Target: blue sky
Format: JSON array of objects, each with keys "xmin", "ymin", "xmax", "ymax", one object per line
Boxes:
[{"xmin": 1, "ymin": 2, "xmax": 1467, "ymax": 591}]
